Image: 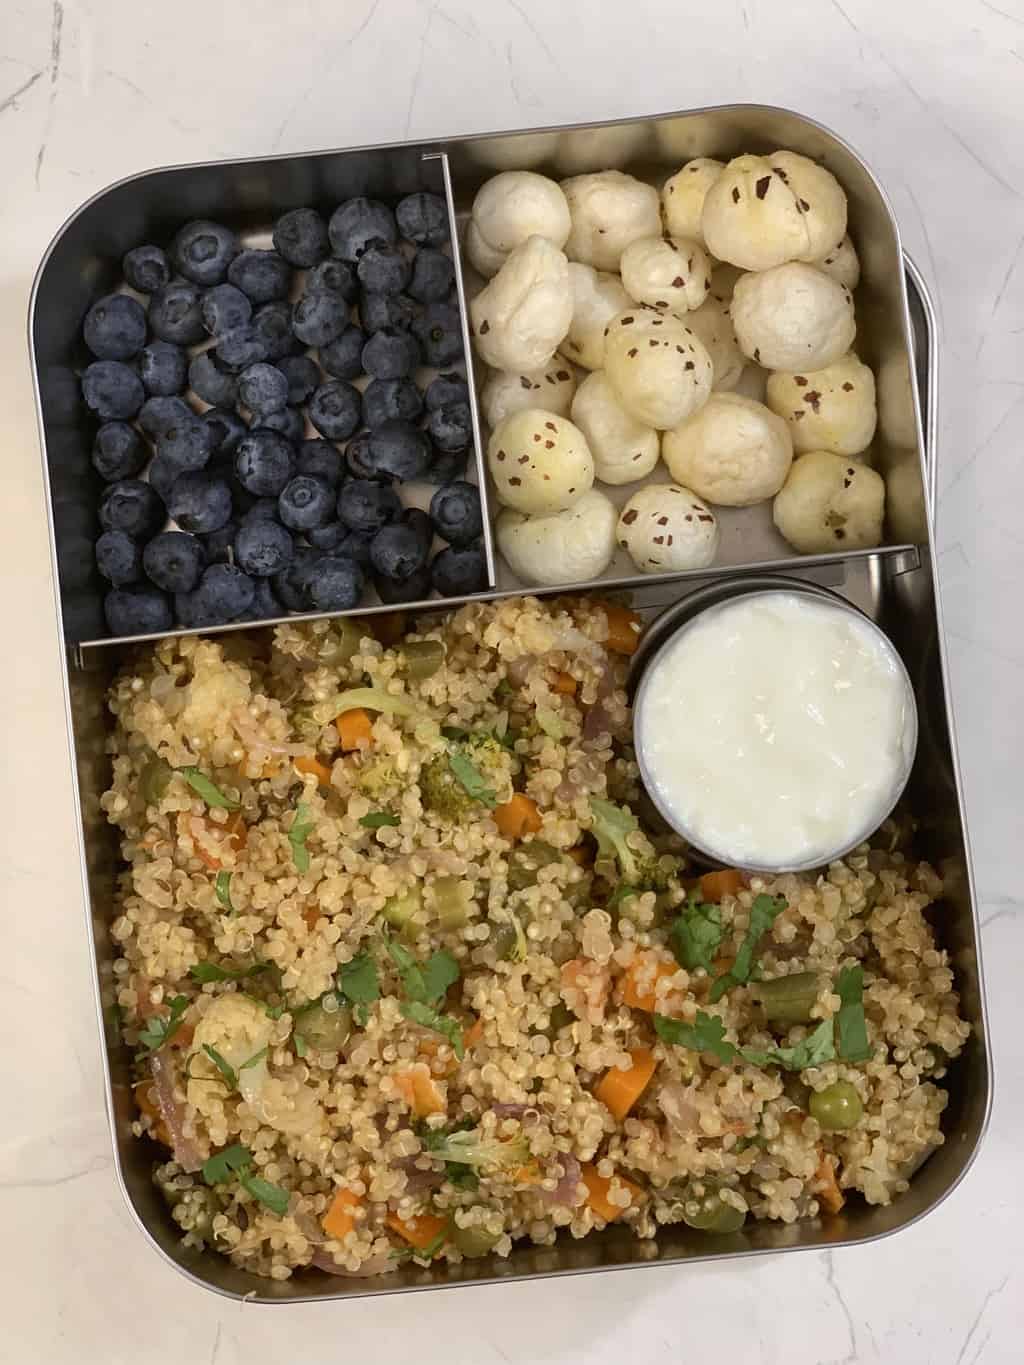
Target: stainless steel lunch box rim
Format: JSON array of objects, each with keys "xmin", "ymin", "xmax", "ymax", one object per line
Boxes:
[
  {"xmin": 631, "ymin": 577, "xmax": 920, "ymax": 875},
  {"xmin": 26, "ymin": 103, "xmax": 992, "ymax": 1303}
]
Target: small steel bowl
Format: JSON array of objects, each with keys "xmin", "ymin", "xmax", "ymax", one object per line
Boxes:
[{"xmin": 631, "ymin": 575, "xmax": 919, "ymax": 874}]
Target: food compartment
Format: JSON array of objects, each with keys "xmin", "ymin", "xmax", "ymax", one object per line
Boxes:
[
  {"xmin": 31, "ymin": 147, "xmax": 495, "ymax": 648},
  {"xmin": 445, "ymin": 110, "xmax": 930, "ymax": 593}
]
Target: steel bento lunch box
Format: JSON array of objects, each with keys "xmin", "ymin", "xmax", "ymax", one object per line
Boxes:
[{"xmin": 30, "ymin": 105, "xmax": 990, "ymax": 1302}]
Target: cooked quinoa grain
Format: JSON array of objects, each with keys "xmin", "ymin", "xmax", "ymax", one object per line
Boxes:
[{"xmin": 104, "ymin": 596, "xmax": 969, "ymax": 1280}]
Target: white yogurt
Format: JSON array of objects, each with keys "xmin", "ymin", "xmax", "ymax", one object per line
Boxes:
[{"xmin": 635, "ymin": 591, "xmax": 917, "ymax": 870}]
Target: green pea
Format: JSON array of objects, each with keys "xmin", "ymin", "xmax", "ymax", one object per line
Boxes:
[
  {"xmin": 383, "ymin": 886, "xmax": 422, "ymax": 934},
  {"xmin": 140, "ymin": 755, "xmax": 173, "ymax": 806},
  {"xmin": 401, "ymin": 639, "xmax": 446, "ymax": 680},
  {"xmin": 681, "ymin": 1184, "xmax": 747, "ymax": 1234},
  {"xmin": 450, "ymin": 1221, "xmax": 500, "ymax": 1258},
  {"xmin": 295, "ymin": 1001, "xmax": 352, "ymax": 1051},
  {"xmin": 755, "ymin": 972, "xmax": 820, "ymax": 1025},
  {"xmin": 809, "ymin": 1080, "xmax": 863, "ymax": 1131},
  {"xmin": 507, "ymin": 841, "xmax": 562, "ymax": 891}
]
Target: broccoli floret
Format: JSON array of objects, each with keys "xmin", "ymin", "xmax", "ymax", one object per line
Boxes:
[
  {"xmin": 421, "ymin": 1126, "xmax": 531, "ymax": 1171},
  {"xmin": 589, "ymin": 797, "xmax": 680, "ymax": 891},
  {"xmin": 419, "ymin": 752, "xmax": 479, "ymax": 821},
  {"xmin": 356, "ymin": 755, "xmax": 401, "ymax": 800},
  {"xmin": 420, "ymin": 736, "xmax": 512, "ymax": 821}
]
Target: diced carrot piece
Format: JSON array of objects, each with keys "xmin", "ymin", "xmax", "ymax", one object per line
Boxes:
[
  {"xmin": 580, "ymin": 1165, "xmax": 643, "ymax": 1222},
  {"xmin": 133, "ymin": 1081, "xmax": 171, "ymax": 1147},
  {"xmin": 303, "ymin": 906, "xmax": 320, "ymax": 931},
  {"xmin": 620, "ymin": 953, "xmax": 683, "ymax": 1014},
  {"xmin": 195, "ymin": 809, "xmax": 247, "ymax": 871},
  {"xmin": 814, "ymin": 1150, "xmax": 845, "ymax": 1214},
  {"xmin": 560, "ymin": 958, "xmax": 610, "ymax": 1016},
  {"xmin": 463, "ymin": 1016, "xmax": 484, "ymax": 1050},
  {"xmin": 393, "ymin": 1063, "xmax": 446, "ymax": 1117},
  {"xmin": 294, "ymin": 755, "xmax": 333, "ymax": 787},
  {"xmin": 512, "ymin": 1162, "xmax": 543, "ymax": 1185},
  {"xmin": 550, "ymin": 671, "xmax": 577, "ymax": 696},
  {"xmin": 387, "ymin": 1211, "xmax": 447, "ymax": 1250},
  {"xmin": 699, "ymin": 869, "xmax": 747, "ymax": 903},
  {"xmin": 494, "ymin": 793, "xmax": 542, "ymax": 840},
  {"xmin": 600, "ymin": 603, "xmax": 642, "ymax": 656},
  {"xmin": 594, "ymin": 1048, "xmax": 657, "ymax": 1120},
  {"xmin": 337, "ymin": 708, "xmax": 374, "ymax": 751},
  {"xmin": 371, "ymin": 612, "xmax": 406, "ymax": 646},
  {"xmin": 323, "ymin": 1188, "xmax": 362, "ymax": 1240}
]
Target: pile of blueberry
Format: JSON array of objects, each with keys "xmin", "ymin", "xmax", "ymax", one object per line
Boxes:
[{"xmin": 80, "ymin": 194, "xmax": 487, "ymax": 636}]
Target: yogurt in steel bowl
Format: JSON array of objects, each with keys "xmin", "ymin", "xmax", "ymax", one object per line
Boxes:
[{"xmin": 633, "ymin": 589, "xmax": 918, "ymax": 872}]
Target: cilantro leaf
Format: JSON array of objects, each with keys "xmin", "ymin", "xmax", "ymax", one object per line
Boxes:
[
  {"xmin": 447, "ymin": 751, "xmax": 497, "ymax": 808},
  {"xmin": 359, "ymin": 811, "xmax": 400, "ymax": 829},
  {"xmin": 240, "ymin": 1171, "xmax": 290, "ymax": 1216},
  {"xmin": 740, "ymin": 1018, "xmax": 836, "ymax": 1071},
  {"xmin": 180, "ymin": 767, "xmax": 239, "ymax": 810},
  {"xmin": 294, "ymin": 1034, "xmax": 307, "ymax": 1058},
  {"xmin": 400, "ymin": 1000, "xmax": 465, "ymax": 1059},
  {"xmin": 421, "ymin": 949, "xmax": 460, "ymax": 1005},
  {"xmin": 414, "ymin": 1229, "xmax": 448, "ymax": 1260},
  {"xmin": 190, "ymin": 960, "xmax": 268, "ymax": 984},
  {"xmin": 445, "ymin": 1163, "xmax": 479, "ymax": 1191},
  {"xmin": 653, "ymin": 1011, "xmax": 737, "ymax": 1065},
  {"xmin": 337, "ymin": 953, "xmax": 380, "ymax": 1011},
  {"xmin": 288, "ymin": 801, "xmax": 315, "ymax": 873},
  {"xmin": 215, "ymin": 870, "xmax": 235, "ymax": 914},
  {"xmin": 709, "ymin": 895, "xmax": 786, "ymax": 1002},
  {"xmin": 239, "ymin": 1046, "xmax": 268, "ymax": 1071},
  {"xmin": 202, "ymin": 1143, "xmax": 252, "ymax": 1185},
  {"xmin": 669, "ymin": 897, "xmax": 724, "ymax": 973},
  {"xmin": 835, "ymin": 966, "xmax": 872, "ymax": 1062},
  {"xmin": 608, "ymin": 883, "xmax": 640, "ymax": 916},
  {"xmin": 202, "ymin": 1044, "xmax": 238, "ymax": 1089},
  {"xmin": 137, "ymin": 995, "xmax": 189, "ymax": 1053}
]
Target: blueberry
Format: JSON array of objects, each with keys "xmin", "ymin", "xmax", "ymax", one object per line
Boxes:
[
  {"xmin": 252, "ymin": 302, "xmax": 303, "ymax": 360},
  {"xmin": 362, "ymin": 377, "xmax": 422, "ymax": 429},
  {"xmin": 297, "ymin": 438, "xmax": 344, "ymax": 488},
  {"xmin": 260, "ymin": 406, "xmax": 305, "ymax": 442},
  {"xmin": 319, "ymin": 324, "xmax": 365, "ymax": 380},
  {"xmin": 83, "ymin": 293, "xmax": 147, "ymax": 360},
  {"xmin": 149, "ymin": 281, "xmax": 206, "ymax": 345},
  {"xmin": 427, "ymin": 400, "xmax": 472, "ymax": 453},
  {"xmin": 228, "ymin": 249, "xmax": 291, "ymax": 303},
  {"xmin": 241, "ymin": 497, "xmax": 281, "ymax": 525},
  {"xmin": 139, "ymin": 340, "xmax": 187, "ymax": 396},
  {"xmin": 309, "ymin": 379, "xmax": 361, "ymax": 441},
  {"xmin": 177, "ymin": 563, "xmax": 255, "ymax": 625},
  {"xmin": 362, "ymin": 327, "xmax": 419, "ymax": 380},
  {"xmin": 167, "ymin": 471, "xmax": 232, "ymax": 534},
  {"xmin": 157, "ymin": 413, "xmax": 214, "ymax": 471},
  {"xmin": 235, "ymin": 518, "xmax": 294, "ymax": 577},
  {"xmin": 95, "ymin": 529, "xmax": 143, "ymax": 585},
  {"xmin": 334, "ymin": 527, "xmax": 375, "ymax": 564},
  {"xmin": 344, "ymin": 430, "xmax": 378, "ymax": 481},
  {"xmin": 375, "ymin": 563, "xmax": 432, "ymax": 604},
  {"xmin": 215, "ymin": 323, "xmax": 271, "ymax": 370},
  {"xmin": 305, "ymin": 521, "xmax": 347, "ymax": 551},
  {"xmin": 235, "ymin": 430, "xmax": 296, "ymax": 496},
  {"xmin": 337, "ymin": 478, "xmax": 402, "ymax": 533},
  {"xmin": 431, "ymin": 543, "xmax": 486, "ymax": 597},
  {"xmin": 237, "ymin": 576, "xmax": 287, "ymax": 621},
  {"xmin": 238, "ymin": 362, "xmax": 288, "ymax": 415},
  {"xmin": 356, "ymin": 240, "xmax": 411, "ymax": 295},
  {"xmin": 81, "ymin": 362, "xmax": 144, "ymax": 421},
  {"xmin": 308, "ymin": 555, "xmax": 364, "ymax": 611},
  {"xmin": 360, "ymin": 291, "xmax": 417, "ymax": 334},
  {"xmin": 188, "ymin": 352, "xmax": 236, "ymax": 407},
  {"xmin": 291, "ymin": 291, "xmax": 351, "ymax": 347},
  {"xmin": 412, "ymin": 303, "xmax": 463, "ymax": 367},
  {"xmin": 99, "ymin": 480, "xmax": 165, "ymax": 538},
  {"xmin": 200, "ymin": 283, "xmax": 252, "ymax": 337},
  {"xmin": 92, "ymin": 422, "xmax": 147, "ymax": 481},
  {"xmin": 368, "ymin": 419, "xmax": 431, "ymax": 481},
  {"xmin": 329, "ymin": 198, "xmax": 397, "ymax": 263},
  {"xmin": 425, "ymin": 372, "xmax": 469, "ymax": 409},
  {"xmin": 273, "ymin": 207, "xmax": 329, "ymax": 268},
  {"xmin": 203, "ymin": 407, "xmax": 247, "ymax": 455},
  {"xmin": 143, "ymin": 530, "xmax": 206, "ymax": 592},
  {"xmin": 429, "ymin": 481, "xmax": 483, "ymax": 546},
  {"xmin": 405, "ymin": 507, "xmax": 434, "ymax": 552},
  {"xmin": 408, "ymin": 247, "xmax": 454, "ymax": 303},
  {"xmin": 272, "ymin": 547, "xmax": 319, "ymax": 611},
  {"xmin": 426, "ymin": 445, "xmax": 469, "ymax": 483},
  {"xmin": 139, "ymin": 394, "xmax": 193, "ymax": 437},
  {"xmin": 278, "ymin": 474, "xmax": 333, "ymax": 531},
  {"xmin": 172, "ymin": 221, "xmax": 239, "ymax": 286},
  {"xmin": 147, "ymin": 456, "xmax": 182, "ymax": 506},
  {"xmin": 370, "ymin": 520, "xmax": 429, "ymax": 582},
  {"xmin": 396, "ymin": 192, "xmax": 449, "ymax": 246},
  {"xmin": 105, "ymin": 586, "xmax": 172, "ymax": 636},
  {"xmin": 122, "ymin": 245, "xmax": 170, "ymax": 295},
  {"xmin": 307, "ymin": 259, "xmax": 358, "ymax": 301},
  {"xmin": 278, "ymin": 355, "xmax": 320, "ymax": 406},
  {"xmin": 201, "ymin": 519, "xmax": 239, "ymax": 564}
]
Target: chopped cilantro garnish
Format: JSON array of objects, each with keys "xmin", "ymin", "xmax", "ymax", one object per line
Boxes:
[
  {"xmin": 288, "ymin": 801, "xmax": 315, "ymax": 873},
  {"xmin": 400, "ymin": 999, "xmax": 464, "ymax": 1059},
  {"xmin": 389, "ymin": 943, "xmax": 459, "ymax": 1005},
  {"xmin": 337, "ymin": 953, "xmax": 380, "ymax": 1023},
  {"xmin": 190, "ymin": 960, "xmax": 268, "ymax": 984},
  {"xmin": 447, "ymin": 751, "xmax": 497, "ymax": 808},
  {"xmin": 655, "ymin": 1008, "xmax": 836, "ymax": 1073},
  {"xmin": 294, "ymin": 1033, "xmax": 308, "ymax": 1058},
  {"xmin": 202, "ymin": 1144, "xmax": 290, "ymax": 1215},
  {"xmin": 359, "ymin": 811, "xmax": 400, "ymax": 829},
  {"xmin": 214, "ymin": 870, "xmax": 235, "ymax": 914},
  {"xmin": 653, "ymin": 1010, "xmax": 737, "ymax": 1065},
  {"xmin": 739, "ymin": 1019, "xmax": 836, "ymax": 1071},
  {"xmin": 835, "ymin": 966, "xmax": 872, "ymax": 1061},
  {"xmin": 709, "ymin": 894, "xmax": 786, "ymax": 1002},
  {"xmin": 669, "ymin": 896, "xmax": 724, "ymax": 973},
  {"xmin": 202, "ymin": 1044, "xmax": 238, "ymax": 1089},
  {"xmin": 202, "ymin": 1143, "xmax": 251, "ymax": 1185},
  {"xmin": 180, "ymin": 767, "xmax": 239, "ymax": 810},
  {"xmin": 137, "ymin": 995, "xmax": 189, "ymax": 1053},
  {"xmin": 241, "ymin": 1172, "xmax": 290, "ymax": 1217}
]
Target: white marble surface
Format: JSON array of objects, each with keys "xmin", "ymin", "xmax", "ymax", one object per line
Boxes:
[{"xmin": 1, "ymin": 1, "xmax": 1022, "ymax": 1360}]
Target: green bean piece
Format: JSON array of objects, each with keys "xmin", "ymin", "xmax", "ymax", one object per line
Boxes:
[
  {"xmin": 295, "ymin": 1002, "xmax": 353, "ymax": 1051},
  {"xmin": 140, "ymin": 755, "xmax": 173, "ymax": 807},
  {"xmin": 681, "ymin": 1184, "xmax": 747, "ymax": 1234},
  {"xmin": 506, "ymin": 841, "xmax": 562, "ymax": 891},
  {"xmin": 450, "ymin": 1221, "xmax": 501, "ymax": 1258},
  {"xmin": 755, "ymin": 972, "xmax": 821, "ymax": 1025},
  {"xmin": 809, "ymin": 1081, "xmax": 863, "ymax": 1131},
  {"xmin": 429, "ymin": 875, "xmax": 470, "ymax": 930},
  {"xmin": 402, "ymin": 639, "xmax": 446, "ymax": 680},
  {"xmin": 383, "ymin": 887, "xmax": 422, "ymax": 934},
  {"xmin": 319, "ymin": 619, "xmax": 367, "ymax": 666}
]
